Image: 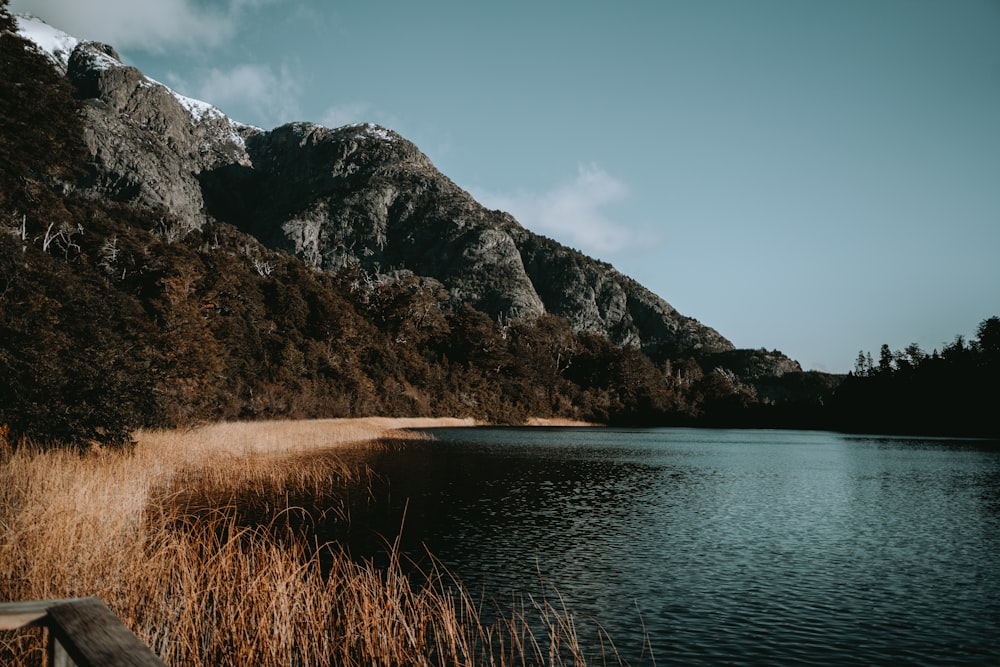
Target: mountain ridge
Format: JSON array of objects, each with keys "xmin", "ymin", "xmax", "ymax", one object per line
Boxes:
[{"xmin": 17, "ymin": 13, "xmax": 742, "ymax": 358}]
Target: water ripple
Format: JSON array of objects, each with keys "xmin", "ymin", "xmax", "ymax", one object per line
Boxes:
[{"xmin": 342, "ymin": 428, "xmax": 1000, "ymax": 665}]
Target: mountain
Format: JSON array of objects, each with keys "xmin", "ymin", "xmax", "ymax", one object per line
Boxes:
[
  {"xmin": 2, "ymin": 10, "xmax": 828, "ymax": 447},
  {"xmin": 18, "ymin": 14, "xmax": 735, "ymax": 358}
]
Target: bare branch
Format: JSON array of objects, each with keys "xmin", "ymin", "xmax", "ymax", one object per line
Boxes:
[{"xmin": 251, "ymin": 257, "xmax": 273, "ymax": 277}]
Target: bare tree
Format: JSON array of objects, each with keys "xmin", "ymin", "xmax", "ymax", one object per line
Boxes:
[
  {"xmin": 37, "ymin": 221, "xmax": 82, "ymax": 258},
  {"xmin": 251, "ymin": 257, "xmax": 273, "ymax": 277}
]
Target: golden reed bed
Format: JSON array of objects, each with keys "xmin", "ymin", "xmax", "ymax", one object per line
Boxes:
[{"xmin": 0, "ymin": 419, "xmax": 613, "ymax": 666}]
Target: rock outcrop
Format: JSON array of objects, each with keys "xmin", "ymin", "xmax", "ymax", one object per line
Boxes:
[{"xmin": 66, "ymin": 39, "xmax": 256, "ymax": 231}]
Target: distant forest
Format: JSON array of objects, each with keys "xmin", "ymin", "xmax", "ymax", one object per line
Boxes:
[
  {"xmin": 0, "ymin": 7, "xmax": 996, "ymax": 449},
  {"xmin": 828, "ymin": 317, "xmax": 1000, "ymax": 437}
]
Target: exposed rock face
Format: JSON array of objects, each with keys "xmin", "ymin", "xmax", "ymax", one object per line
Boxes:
[
  {"xmin": 65, "ymin": 40, "xmax": 256, "ymax": 231},
  {"xmin": 26, "ymin": 18, "xmax": 734, "ymax": 357},
  {"xmin": 702, "ymin": 348, "xmax": 803, "ymax": 379},
  {"xmin": 199, "ymin": 122, "xmax": 732, "ymax": 354},
  {"xmin": 514, "ymin": 232, "xmax": 733, "ymax": 354},
  {"xmin": 199, "ymin": 122, "xmax": 548, "ymax": 323}
]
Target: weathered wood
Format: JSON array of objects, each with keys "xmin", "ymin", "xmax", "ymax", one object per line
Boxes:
[
  {"xmin": 0, "ymin": 598, "xmax": 85, "ymax": 630},
  {"xmin": 49, "ymin": 631, "xmax": 73, "ymax": 667},
  {"xmin": 0, "ymin": 597, "xmax": 166, "ymax": 665},
  {"xmin": 44, "ymin": 597, "xmax": 166, "ymax": 667}
]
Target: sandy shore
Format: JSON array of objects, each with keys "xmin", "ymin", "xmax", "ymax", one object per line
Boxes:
[
  {"xmin": 132, "ymin": 417, "xmax": 471, "ymax": 462},
  {"xmin": 523, "ymin": 417, "xmax": 602, "ymax": 427},
  {"xmin": 133, "ymin": 416, "xmax": 599, "ymax": 463}
]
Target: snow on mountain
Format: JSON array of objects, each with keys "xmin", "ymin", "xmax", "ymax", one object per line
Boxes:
[
  {"xmin": 14, "ymin": 13, "xmax": 77, "ymax": 71},
  {"xmin": 15, "ymin": 14, "xmax": 255, "ymax": 138},
  {"xmin": 350, "ymin": 123, "xmax": 397, "ymax": 143}
]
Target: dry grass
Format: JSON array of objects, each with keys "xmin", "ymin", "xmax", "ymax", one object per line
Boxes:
[
  {"xmin": 523, "ymin": 418, "xmax": 602, "ymax": 427},
  {"xmin": 0, "ymin": 419, "xmax": 616, "ymax": 666}
]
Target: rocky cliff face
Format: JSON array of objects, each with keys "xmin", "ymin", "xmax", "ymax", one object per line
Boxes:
[
  {"xmin": 19, "ymin": 15, "xmax": 734, "ymax": 357},
  {"xmin": 66, "ymin": 39, "xmax": 255, "ymax": 233},
  {"xmin": 201, "ymin": 122, "xmax": 733, "ymax": 355},
  {"xmin": 198, "ymin": 122, "xmax": 550, "ymax": 325}
]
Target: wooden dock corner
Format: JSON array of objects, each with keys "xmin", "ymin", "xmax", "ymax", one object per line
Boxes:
[{"xmin": 0, "ymin": 597, "xmax": 166, "ymax": 666}]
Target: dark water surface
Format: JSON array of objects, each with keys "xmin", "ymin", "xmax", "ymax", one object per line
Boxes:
[{"xmin": 341, "ymin": 428, "xmax": 1000, "ymax": 665}]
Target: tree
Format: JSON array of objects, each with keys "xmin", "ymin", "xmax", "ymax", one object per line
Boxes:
[
  {"xmin": 0, "ymin": 1, "xmax": 13, "ymax": 33},
  {"xmin": 903, "ymin": 342, "xmax": 925, "ymax": 367},
  {"xmin": 878, "ymin": 344, "xmax": 894, "ymax": 375},
  {"xmin": 975, "ymin": 316, "xmax": 1000, "ymax": 361},
  {"xmin": 854, "ymin": 350, "xmax": 871, "ymax": 376}
]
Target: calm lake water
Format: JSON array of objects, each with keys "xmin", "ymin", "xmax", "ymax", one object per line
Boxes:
[{"xmin": 343, "ymin": 428, "xmax": 1000, "ymax": 666}]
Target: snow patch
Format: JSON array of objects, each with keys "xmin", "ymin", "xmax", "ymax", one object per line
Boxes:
[
  {"xmin": 166, "ymin": 88, "xmax": 262, "ymax": 149},
  {"xmin": 173, "ymin": 90, "xmax": 224, "ymax": 124},
  {"xmin": 350, "ymin": 123, "xmax": 395, "ymax": 142},
  {"xmin": 14, "ymin": 14, "xmax": 78, "ymax": 70},
  {"xmin": 179, "ymin": 98, "xmax": 247, "ymax": 148},
  {"xmin": 76, "ymin": 46, "xmax": 120, "ymax": 72},
  {"xmin": 144, "ymin": 74, "xmax": 261, "ymax": 139},
  {"xmin": 13, "ymin": 13, "xmax": 258, "ymax": 156}
]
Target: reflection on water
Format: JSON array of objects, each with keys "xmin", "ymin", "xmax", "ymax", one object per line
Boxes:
[{"xmin": 336, "ymin": 428, "xmax": 1000, "ymax": 666}]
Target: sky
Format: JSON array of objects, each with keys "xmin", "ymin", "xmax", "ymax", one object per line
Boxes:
[{"xmin": 11, "ymin": 0, "xmax": 1000, "ymax": 373}]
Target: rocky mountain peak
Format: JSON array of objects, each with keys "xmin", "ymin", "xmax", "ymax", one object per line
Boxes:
[
  {"xmin": 32, "ymin": 28, "xmax": 256, "ymax": 230},
  {"xmin": 67, "ymin": 39, "xmax": 121, "ymax": 74}
]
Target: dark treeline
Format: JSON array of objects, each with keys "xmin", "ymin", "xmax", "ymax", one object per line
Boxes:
[{"xmin": 827, "ymin": 318, "xmax": 1000, "ymax": 437}]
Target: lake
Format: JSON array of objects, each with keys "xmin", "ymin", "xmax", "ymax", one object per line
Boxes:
[{"xmin": 342, "ymin": 427, "xmax": 1000, "ymax": 665}]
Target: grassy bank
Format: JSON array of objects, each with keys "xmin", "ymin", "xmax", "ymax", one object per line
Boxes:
[{"xmin": 0, "ymin": 419, "xmax": 613, "ymax": 666}]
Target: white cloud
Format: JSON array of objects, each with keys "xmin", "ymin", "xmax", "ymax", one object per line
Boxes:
[
  {"xmin": 318, "ymin": 102, "xmax": 405, "ymax": 135},
  {"xmin": 173, "ymin": 63, "xmax": 302, "ymax": 128},
  {"xmin": 13, "ymin": 0, "xmax": 302, "ymax": 128},
  {"xmin": 9, "ymin": 0, "xmax": 264, "ymax": 52},
  {"xmin": 472, "ymin": 164, "xmax": 641, "ymax": 255},
  {"xmin": 320, "ymin": 102, "xmax": 371, "ymax": 129}
]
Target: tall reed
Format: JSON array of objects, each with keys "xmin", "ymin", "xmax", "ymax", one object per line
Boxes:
[{"xmin": 0, "ymin": 419, "xmax": 619, "ymax": 666}]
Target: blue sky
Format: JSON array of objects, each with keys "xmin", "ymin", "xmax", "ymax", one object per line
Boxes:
[{"xmin": 13, "ymin": 0, "xmax": 1000, "ymax": 372}]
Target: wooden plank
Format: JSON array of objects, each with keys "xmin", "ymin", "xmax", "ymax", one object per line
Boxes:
[
  {"xmin": 0, "ymin": 598, "xmax": 85, "ymax": 630},
  {"xmin": 44, "ymin": 597, "xmax": 166, "ymax": 667},
  {"xmin": 49, "ymin": 631, "xmax": 75, "ymax": 667}
]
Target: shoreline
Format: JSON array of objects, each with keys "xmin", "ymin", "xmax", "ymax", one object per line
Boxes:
[
  {"xmin": 132, "ymin": 416, "xmax": 600, "ymax": 462},
  {"xmin": 1, "ymin": 416, "xmax": 608, "ymax": 666}
]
